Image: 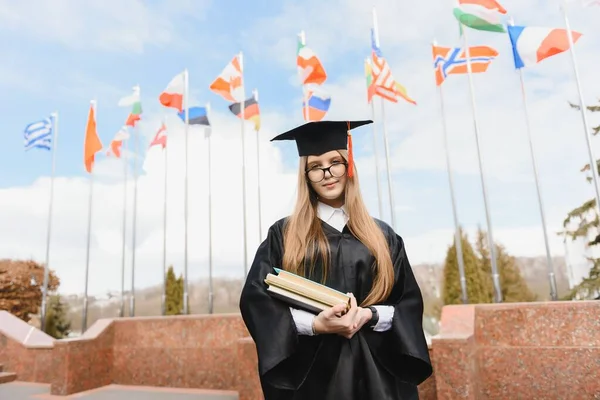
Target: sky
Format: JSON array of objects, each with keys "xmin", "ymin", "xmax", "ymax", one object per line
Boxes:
[{"xmin": 0, "ymin": 0, "xmax": 599, "ymax": 298}]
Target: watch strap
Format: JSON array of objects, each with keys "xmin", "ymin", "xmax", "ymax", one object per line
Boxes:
[{"xmin": 367, "ymin": 306, "xmax": 379, "ymax": 328}]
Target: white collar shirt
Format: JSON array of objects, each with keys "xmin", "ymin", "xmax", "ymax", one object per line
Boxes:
[{"xmin": 316, "ymin": 201, "xmax": 348, "ymax": 232}]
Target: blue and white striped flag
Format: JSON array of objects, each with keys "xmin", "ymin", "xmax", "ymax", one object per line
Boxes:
[{"xmin": 24, "ymin": 117, "xmax": 53, "ymax": 151}]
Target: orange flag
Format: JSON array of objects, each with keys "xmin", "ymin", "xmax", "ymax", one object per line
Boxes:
[{"xmin": 84, "ymin": 102, "xmax": 103, "ymax": 173}]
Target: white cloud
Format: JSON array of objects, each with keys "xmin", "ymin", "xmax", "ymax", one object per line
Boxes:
[
  {"xmin": 0, "ymin": 110, "xmax": 298, "ymax": 296},
  {"xmin": 241, "ymin": 0, "xmax": 600, "ymax": 281},
  {"xmin": 244, "ymin": 0, "xmax": 600, "ymax": 178},
  {"xmin": 404, "ymin": 224, "xmax": 569, "ymax": 265},
  {"xmin": 3, "ymin": 0, "xmax": 600, "ymax": 297},
  {"xmin": 0, "ymin": 0, "xmax": 211, "ymax": 53}
]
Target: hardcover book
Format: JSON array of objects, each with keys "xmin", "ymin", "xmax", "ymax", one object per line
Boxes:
[{"xmin": 264, "ymin": 268, "xmax": 351, "ymax": 315}]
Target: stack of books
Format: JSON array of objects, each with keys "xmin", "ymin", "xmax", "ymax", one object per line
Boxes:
[{"xmin": 264, "ymin": 268, "xmax": 351, "ymax": 315}]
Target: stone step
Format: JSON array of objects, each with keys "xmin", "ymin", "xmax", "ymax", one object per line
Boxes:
[
  {"xmin": 0, "ymin": 372, "xmax": 17, "ymax": 384},
  {"xmin": 65, "ymin": 384, "xmax": 239, "ymax": 399}
]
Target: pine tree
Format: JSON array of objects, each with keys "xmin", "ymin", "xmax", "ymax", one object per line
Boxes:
[
  {"xmin": 559, "ymin": 100, "xmax": 600, "ymax": 299},
  {"xmin": 474, "ymin": 229, "xmax": 497, "ymax": 301},
  {"xmin": 165, "ymin": 265, "xmax": 184, "ymax": 315},
  {"xmin": 442, "ymin": 229, "xmax": 491, "ymax": 305},
  {"xmin": 44, "ymin": 295, "xmax": 71, "ymax": 339},
  {"xmin": 475, "ymin": 228, "xmax": 536, "ymax": 302}
]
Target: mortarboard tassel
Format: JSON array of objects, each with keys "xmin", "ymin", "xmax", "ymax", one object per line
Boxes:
[{"xmin": 347, "ymin": 121, "xmax": 354, "ymax": 178}]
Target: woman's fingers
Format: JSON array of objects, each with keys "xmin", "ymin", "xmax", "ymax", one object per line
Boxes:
[{"xmin": 331, "ymin": 303, "xmax": 347, "ymax": 315}]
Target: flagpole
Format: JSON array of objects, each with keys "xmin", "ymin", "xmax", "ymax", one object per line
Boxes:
[
  {"xmin": 440, "ymin": 91, "xmax": 469, "ymax": 304},
  {"xmin": 206, "ymin": 103, "xmax": 214, "ymax": 314},
  {"xmin": 40, "ymin": 111, "xmax": 59, "ymax": 332},
  {"xmin": 462, "ymin": 27, "xmax": 502, "ymax": 303},
  {"xmin": 380, "ymin": 100, "xmax": 396, "ymax": 229},
  {"xmin": 183, "ymin": 69, "xmax": 190, "ymax": 314},
  {"xmin": 253, "ymin": 89, "xmax": 263, "ymax": 241},
  {"xmin": 82, "ymin": 100, "xmax": 97, "ymax": 333},
  {"xmin": 560, "ymin": 1, "xmax": 600, "ymax": 214},
  {"xmin": 299, "ymin": 31, "xmax": 310, "ymax": 123},
  {"xmin": 433, "ymin": 46, "xmax": 468, "ymax": 303},
  {"xmin": 366, "ymin": 59, "xmax": 384, "ymax": 220},
  {"xmin": 161, "ymin": 119, "xmax": 168, "ymax": 316},
  {"xmin": 371, "ymin": 102, "xmax": 384, "ymax": 219},
  {"xmin": 129, "ymin": 85, "xmax": 140, "ymax": 317},
  {"xmin": 563, "ymin": 237, "xmax": 575, "ymax": 290},
  {"xmin": 515, "ymin": 66, "xmax": 558, "ymax": 300},
  {"xmin": 119, "ymin": 137, "xmax": 128, "ymax": 318},
  {"xmin": 372, "ymin": 8, "xmax": 397, "ymax": 230},
  {"xmin": 239, "ymin": 52, "xmax": 249, "ymax": 277}
]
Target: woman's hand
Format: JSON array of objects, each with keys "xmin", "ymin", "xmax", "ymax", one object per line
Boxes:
[{"xmin": 313, "ymin": 293, "xmax": 372, "ymax": 339}]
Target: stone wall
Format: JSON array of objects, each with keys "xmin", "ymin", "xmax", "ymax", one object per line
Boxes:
[
  {"xmin": 2, "ymin": 300, "xmax": 599, "ymax": 399},
  {"xmin": 0, "ymin": 311, "xmax": 55, "ymax": 383},
  {"xmin": 432, "ymin": 301, "xmax": 600, "ymax": 399}
]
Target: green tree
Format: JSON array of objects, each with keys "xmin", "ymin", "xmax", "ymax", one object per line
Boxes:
[
  {"xmin": 442, "ymin": 229, "xmax": 491, "ymax": 305},
  {"xmin": 559, "ymin": 100, "xmax": 600, "ymax": 299},
  {"xmin": 165, "ymin": 265, "xmax": 184, "ymax": 315},
  {"xmin": 475, "ymin": 228, "xmax": 536, "ymax": 303},
  {"xmin": 44, "ymin": 295, "xmax": 71, "ymax": 339}
]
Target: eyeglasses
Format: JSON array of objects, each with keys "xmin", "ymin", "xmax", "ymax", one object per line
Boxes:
[{"xmin": 305, "ymin": 162, "xmax": 348, "ymax": 183}]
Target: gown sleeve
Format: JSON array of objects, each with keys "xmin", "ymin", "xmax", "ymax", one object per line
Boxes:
[
  {"xmin": 239, "ymin": 219, "xmax": 322, "ymax": 390},
  {"xmin": 362, "ymin": 223, "xmax": 433, "ymax": 386}
]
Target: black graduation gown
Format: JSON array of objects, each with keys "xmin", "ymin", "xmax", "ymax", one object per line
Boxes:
[{"xmin": 239, "ymin": 217, "xmax": 432, "ymax": 400}]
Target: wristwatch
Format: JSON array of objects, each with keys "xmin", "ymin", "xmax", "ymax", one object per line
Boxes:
[{"xmin": 367, "ymin": 306, "xmax": 379, "ymax": 328}]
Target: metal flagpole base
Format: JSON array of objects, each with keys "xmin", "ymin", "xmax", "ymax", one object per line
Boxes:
[
  {"xmin": 81, "ymin": 296, "xmax": 88, "ymax": 333},
  {"xmin": 492, "ymin": 273, "xmax": 502, "ymax": 303},
  {"xmin": 548, "ymin": 272, "xmax": 558, "ymax": 301},
  {"xmin": 129, "ymin": 296, "xmax": 135, "ymax": 317},
  {"xmin": 183, "ymin": 292, "xmax": 189, "ymax": 315},
  {"xmin": 459, "ymin": 277, "xmax": 468, "ymax": 304},
  {"xmin": 40, "ymin": 298, "xmax": 47, "ymax": 331}
]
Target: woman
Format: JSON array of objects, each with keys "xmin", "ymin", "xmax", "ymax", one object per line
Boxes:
[{"xmin": 239, "ymin": 120, "xmax": 432, "ymax": 399}]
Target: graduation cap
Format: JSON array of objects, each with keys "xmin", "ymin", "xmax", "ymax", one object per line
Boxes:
[{"xmin": 270, "ymin": 120, "xmax": 373, "ymax": 178}]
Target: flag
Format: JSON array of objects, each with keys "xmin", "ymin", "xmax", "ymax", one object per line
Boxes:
[
  {"xmin": 24, "ymin": 117, "xmax": 52, "ymax": 151},
  {"xmin": 84, "ymin": 103, "xmax": 103, "ymax": 173},
  {"xmin": 159, "ymin": 71, "xmax": 185, "ymax": 112},
  {"xmin": 507, "ymin": 25, "xmax": 582, "ymax": 69},
  {"xmin": 432, "ymin": 45, "xmax": 498, "ymax": 85},
  {"xmin": 370, "ymin": 29, "xmax": 416, "ymax": 104},
  {"xmin": 394, "ymin": 82, "xmax": 417, "ymax": 105},
  {"xmin": 118, "ymin": 86, "xmax": 142, "ymax": 127},
  {"xmin": 297, "ymin": 37, "xmax": 327, "ymax": 85},
  {"xmin": 364, "ymin": 59, "xmax": 377, "ymax": 103},
  {"xmin": 209, "ymin": 55, "xmax": 244, "ymax": 102},
  {"xmin": 229, "ymin": 97, "xmax": 261, "ymax": 131},
  {"xmin": 150, "ymin": 123, "xmax": 167, "ymax": 149},
  {"xmin": 453, "ymin": 0, "xmax": 507, "ymax": 33},
  {"xmin": 107, "ymin": 127, "xmax": 129, "ymax": 158},
  {"xmin": 302, "ymin": 89, "xmax": 331, "ymax": 122},
  {"xmin": 178, "ymin": 106, "xmax": 210, "ymax": 126}
]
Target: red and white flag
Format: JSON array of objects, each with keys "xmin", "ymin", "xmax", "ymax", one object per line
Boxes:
[
  {"xmin": 209, "ymin": 54, "xmax": 244, "ymax": 102},
  {"xmin": 159, "ymin": 72, "xmax": 185, "ymax": 112},
  {"xmin": 106, "ymin": 126, "xmax": 130, "ymax": 158},
  {"xmin": 149, "ymin": 123, "xmax": 167, "ymax": 149}
]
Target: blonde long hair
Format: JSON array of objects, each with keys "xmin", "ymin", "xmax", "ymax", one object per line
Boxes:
[{"xmin": 282, "ymin": 150, "xmax": 395, "ymax": 306}]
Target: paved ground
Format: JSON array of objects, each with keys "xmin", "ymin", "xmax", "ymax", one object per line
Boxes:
[
  {"xmin": 0, "ymin": 382, "xmax": 239, "ymax": 399},
  {"xmin": 0, "ymin": 382, "xmax": 49, "ymax": 398}
]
